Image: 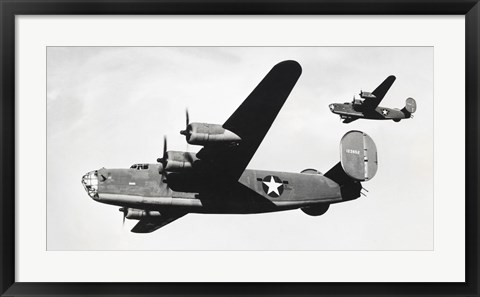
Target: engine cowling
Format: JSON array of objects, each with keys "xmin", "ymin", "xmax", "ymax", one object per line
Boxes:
[
  {"xmin": 181, "ymin": 123, "xmax": 241, "ymax": 146},
  {"xmin": 352, "ymin": 99, "xmax": 365, "ymax": 111},
  {"xmin": 164, "ymin": 151, "xmax": 198, "ymax": 172},
  {"xmin": 360, "ymin": 91, "xmax": 376, "ymax": 99},
  {"xmin": 125, "ymin": 208, "xmax": 161, "ymax": 220}
]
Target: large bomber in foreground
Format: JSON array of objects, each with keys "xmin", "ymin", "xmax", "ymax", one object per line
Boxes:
[{"xmin": 81, "ymin": 61, "xmax": 378, "ymax": 233}]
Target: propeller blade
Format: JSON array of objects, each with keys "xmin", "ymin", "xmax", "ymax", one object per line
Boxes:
[
  {"xmin": 157, "ymin": 136, "xmax": 168, "ymax": 182},
  {"xmin": 119, "ymin": 207, "xmax": 127, "ymax": 226},
  {"xmin": 180, "ymin": 109, "xmax": 191, "ymax": 137},
  {"xmin": 163, "ymin": 136, "xmax": 167, "ymax": 157},
  {"xmin": 157, "ymin": 136, "xmax": 167, "ymax": 163}
]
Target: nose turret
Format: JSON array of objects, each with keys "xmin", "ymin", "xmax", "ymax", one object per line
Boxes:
[
  {"xmin": 329, "ymin": 103, "xmax": 336, "ymax": 112},
  {"xmin": 81, "ymin": 170, "xmax": 99, "ymax": 198}
]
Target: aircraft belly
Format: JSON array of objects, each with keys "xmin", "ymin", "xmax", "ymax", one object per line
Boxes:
[{"xmin": 335, "ymin": 110, "xmax": 363, "ymax": 117}]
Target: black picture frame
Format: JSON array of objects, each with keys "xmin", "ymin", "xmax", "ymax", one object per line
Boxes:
[{"xmin": 1, "ymin": 1, "xmax": 478, "ymax": 296}]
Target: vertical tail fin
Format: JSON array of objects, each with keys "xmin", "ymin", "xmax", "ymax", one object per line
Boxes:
[
  {"xmin": 401, "ymin": 97, "xmax": 416, "ymax": 118},
  {"xmin": 325, "ymin": 131, "xmax": 378, "ymax": 201}
]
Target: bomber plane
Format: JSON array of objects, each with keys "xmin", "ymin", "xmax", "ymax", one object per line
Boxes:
[
  {"xmin": 81, "ymin": 61, "xmax": 378, "ymax": 233},
  {"xmin": 329, "ymin": 75, "xmax": 417, "ymax": 123}
]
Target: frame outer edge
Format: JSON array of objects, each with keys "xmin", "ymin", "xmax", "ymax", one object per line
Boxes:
[
  {"xmin": 466, "ymin": 1, "xmax": 480, "ymax": 295},
  {"xmin": 0, "ymin": 1, "xmax": 16, "ymax": 297},
  {"xmin": 1, "ymin": 0, "xmax": 479, "ymax": 296}
]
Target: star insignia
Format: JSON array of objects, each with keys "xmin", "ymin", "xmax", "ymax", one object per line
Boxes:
[
  {"xmin": 262, "ymin": 175, "xmax": 284, "ymax": 198},
  {"xmin": 382, "ymin": 109, "xmax": 389, "ymax": 116}
]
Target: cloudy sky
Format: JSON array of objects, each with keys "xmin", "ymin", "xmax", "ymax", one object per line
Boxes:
[{"xmin": 47, "ymin": 47, "xmax": 433, "ymax": 250}]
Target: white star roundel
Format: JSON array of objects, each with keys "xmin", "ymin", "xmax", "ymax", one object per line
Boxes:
[
  {"xmin": 262, "ymin": 175, "xmax": 284, "ymax": 198},
  {"xmin": 382, "ymin": 109, "xmax": 389, "ymax": 116}
]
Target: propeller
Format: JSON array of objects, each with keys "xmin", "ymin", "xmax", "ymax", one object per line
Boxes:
[
  {"xmin": 156, "ymin": 136, "xmax": 167, "ymax": 164},
  {"xmin": 179, "ymin": 108, "xmax": 192, "ymax": 153},
  {"xmin": 157, "ymin": 136, "xmax": 168, "ymax": 181},
  {"xmin": 119, "ymin": 207, "xmax": 128, "ymax": 226},
  {"xmin": 180, "ymin": 108, "xmax": 191, "ymax": 139}
]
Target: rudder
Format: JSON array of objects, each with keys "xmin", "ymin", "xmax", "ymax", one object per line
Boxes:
[
  {"xmin": 340, "ymin": 131, "xmax": 378, "ymax": 181},
  {"xmin": 401, "ymin": 97, "xmax": 416, "ymax": 118},
  {"xmin": 324, "ymin": 131, "xmax": 378, "ymax": 201}
]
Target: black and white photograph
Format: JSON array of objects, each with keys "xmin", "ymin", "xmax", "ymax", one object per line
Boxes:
[{"xmin": 47, "ymin": 46, "xmax": 433, "ymax": 251}]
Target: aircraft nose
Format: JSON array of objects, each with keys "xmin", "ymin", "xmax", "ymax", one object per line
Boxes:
[
  {"xmin": 329, "ymin": 104, "xmax": 336, "ymax": 111},
  {"xmin": 81, "ymin": 170, "xmax": 99, "ymax": 199}
]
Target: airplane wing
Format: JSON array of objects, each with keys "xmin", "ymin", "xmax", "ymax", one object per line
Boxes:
[
  {"xmin": 131, "ymin": 212, "xmax": 187, "ymax": 233},
  {"xmin": 343, "ymin": 117, "xmax": 358, "ymax": 124},
  {"xmin": 362, "ymin": 75, "xmax": 396, "ymax": 110},
  {"xmin": 196, "ymin": 60, "xmax": 302, "ymax": 181}
]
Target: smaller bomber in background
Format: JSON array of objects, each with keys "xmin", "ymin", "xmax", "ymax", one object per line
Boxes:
[{"xmin": 329, "ymin": 75, "xmax": 417, "ymax": 123}]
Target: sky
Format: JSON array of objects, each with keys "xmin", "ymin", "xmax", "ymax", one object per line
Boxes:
[{"xmin": 47, "ymin": 47, "xmax": 433, "ymax": 250}]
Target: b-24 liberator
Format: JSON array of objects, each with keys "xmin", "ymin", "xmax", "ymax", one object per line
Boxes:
[
  {"xmin": 81, "ymin": 61, "xmax": 378, "ymax": 233},
  {"xmin": 329, "ymin": 75, "xmax": 417, "ymax": 123}
]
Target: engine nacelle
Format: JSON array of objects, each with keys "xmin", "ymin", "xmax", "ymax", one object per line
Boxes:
[
  {"xmin": 352, "ymin": 99, "xmax": 364, "ymax": 106},
  {"xmin": 125, "ymin": 208, "xmax": 161, "ymax": 220},
  {"xmin": 181, "ymin": 123, "xmax": 241, "ymax": 146},
  {"xmin": 359, "ymin": 91, "xmax": 376, "ymax": 99},
  {"xmin": 350, "ymin": 99, "xmax": 365, "ymax": 112},
  {"xmin": 164, "ymin": 151, "xmax": 198, "ymax": 172}
]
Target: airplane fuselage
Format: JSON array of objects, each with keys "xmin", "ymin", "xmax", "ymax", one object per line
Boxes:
[
  {"xmin": 329, "ymin": 101, "xmax": 413, "ymax": 123},
  {"xmin": 329, "ymin": 102, "xmax": 408, "ymax": 121},
  {"xmin": 84, "ymin": 164, "xmax": 348, "ymax": 215}
]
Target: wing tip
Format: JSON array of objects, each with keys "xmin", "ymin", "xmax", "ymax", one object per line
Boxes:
[
  {"xmin": 275, "ymin": 60, "xmax": 302, "ymax": 76},
  {"xmin": 387, "ymin": 75, "xmax": 396, "ymax": 81}
]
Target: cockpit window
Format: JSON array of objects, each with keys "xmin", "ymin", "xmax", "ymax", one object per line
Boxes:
[{"xmin": 130, "ymin": 164, "xmax": 149, "ymax": 170}]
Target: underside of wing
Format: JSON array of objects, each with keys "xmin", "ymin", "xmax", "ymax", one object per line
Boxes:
[
  {"xmin": 196, "ymin": 60, "xmax": 302, "ymax": 181},
  {"xmin": 131, "ymin": 212, "xmax": 187, "ymax": 233},
  {"xmin": 362, "ymin": 75, "xmax": 396, "ymax": 110},
  {"xmin": 343, "ymin": 117, "xmax": 358, "ymax": 124}
]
